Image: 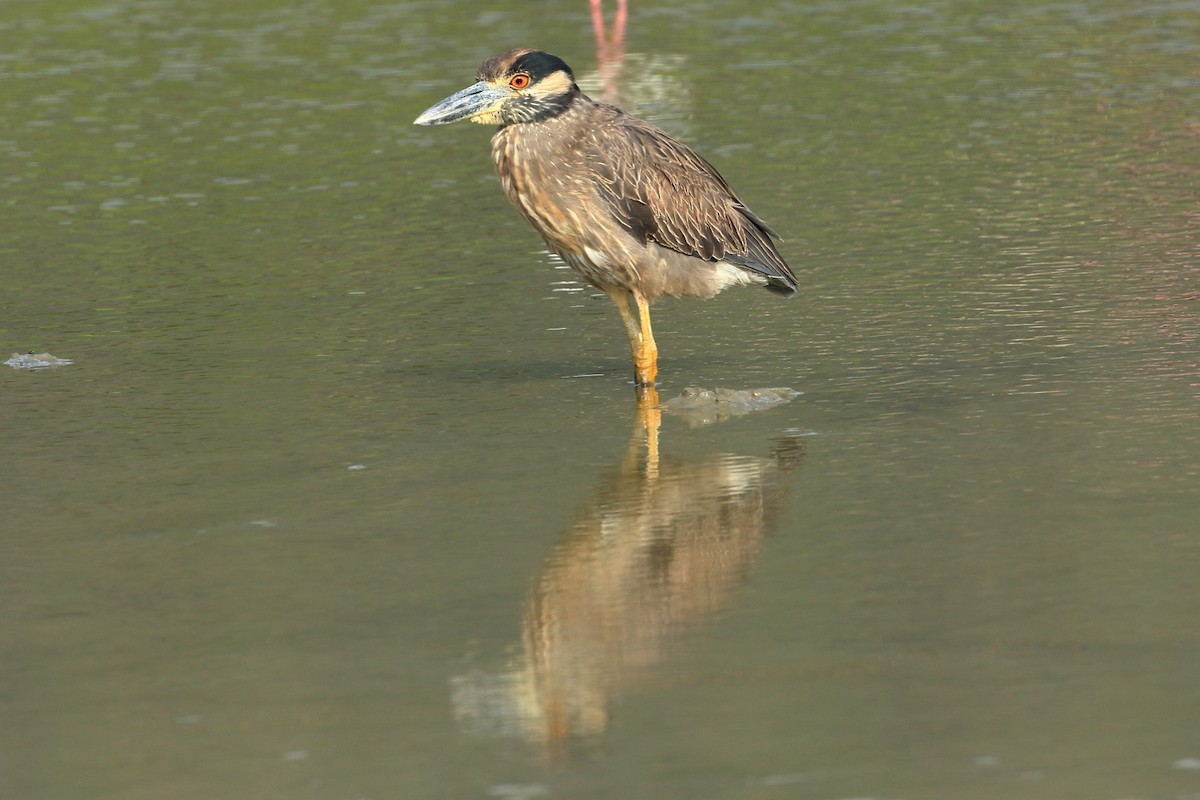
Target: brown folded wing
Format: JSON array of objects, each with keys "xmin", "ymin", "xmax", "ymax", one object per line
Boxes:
[{"xmin": 587, "ymin": 107, "xmax": 797, "ymax": 294}]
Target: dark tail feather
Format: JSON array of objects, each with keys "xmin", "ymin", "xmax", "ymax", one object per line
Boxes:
[
  {"xmin": 725, "ymin": 247, "xmax": 798, "ymax": 296},
  {"xmin": 765, "ymin": 276, "xmax": 797, "ymax": 296},
  {"xmin": 727, "ymin": 212, "xmax": 798, "ymax": 296}
]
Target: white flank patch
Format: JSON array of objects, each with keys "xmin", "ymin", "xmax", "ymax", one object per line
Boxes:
[
  {"xmin": 582, "ymin": 245, "xmax": 611, "ymax": 270},
  {"xmin": 716, "ymin": 261, "xmax": 763, "ymax": 290}
]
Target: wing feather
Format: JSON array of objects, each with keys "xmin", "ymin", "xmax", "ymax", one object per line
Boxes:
[{"xmin": 587, "ymin": 106, "xmax": 796, "ymax": 292}]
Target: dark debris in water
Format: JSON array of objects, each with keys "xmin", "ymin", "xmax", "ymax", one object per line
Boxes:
[{"xmin": 660, "ymin": 386, "xmax": 800, "ymax": 426}]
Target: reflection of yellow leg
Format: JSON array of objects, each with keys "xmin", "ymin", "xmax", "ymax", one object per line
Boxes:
[
  {"xmin": 632, "ymin": 291, "xmax": 658, "ymax": 386},
  {"xmin": 635, "ymin": 385, "xmax": 661, "ymax": 479}
]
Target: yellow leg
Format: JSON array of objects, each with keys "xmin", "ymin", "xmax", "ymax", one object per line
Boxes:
[
  {"xmin": 606, "ymin": 288, "xmax": 641, "ymax": 351},
  {"xmin": 605, "ymin": 288, "xmax": 658, "ymax": 386},
  {"xmin": 632, "ymin": 291, "xmax": 658, "ymax": 386}
]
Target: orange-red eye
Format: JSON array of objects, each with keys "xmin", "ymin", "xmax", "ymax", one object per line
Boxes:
[{"xmin": 509, "ymin": 73, "xmax": 531, "ymax": 89}]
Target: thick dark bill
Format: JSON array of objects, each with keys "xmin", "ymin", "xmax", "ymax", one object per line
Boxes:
[{"xmin": 413, "ymin": 81, "xmax": 507, "ymax": 126}]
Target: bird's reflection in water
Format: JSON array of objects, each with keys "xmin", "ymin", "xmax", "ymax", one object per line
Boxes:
[
  {"xmin": 587, "ymin": 0, "xmax": 626, "ymax": 104},
  {"xmin": 451, "ymin": 389, "xmax": 806, "ymax": 758},
  {"xmin": 580, "ymin": 0, "xmax": 692, "ymax": 128}
]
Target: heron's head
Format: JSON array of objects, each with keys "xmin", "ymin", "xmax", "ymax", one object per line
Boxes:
[{"xmin": 414, "ymin": 49, "xmax": 579, "ymax": 127}]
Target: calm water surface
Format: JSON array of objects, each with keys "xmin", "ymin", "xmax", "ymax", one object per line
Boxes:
[{"xmin": 3, "ymin": 1, "xmax": 1198, "ymax": 799}]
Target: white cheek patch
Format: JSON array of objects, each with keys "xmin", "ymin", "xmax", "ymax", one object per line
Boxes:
[{"xmin": 536, "ymin": 71, "xmax": 574, "ymax": 97}]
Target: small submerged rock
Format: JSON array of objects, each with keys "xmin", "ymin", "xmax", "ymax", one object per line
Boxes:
[
  {"xmin": 5, "ymin": 352, "xmax": 74, "ymax": 369},
  {"xmin": 660, "ymin": 386, "xmax": 800, "ymax": 426}
]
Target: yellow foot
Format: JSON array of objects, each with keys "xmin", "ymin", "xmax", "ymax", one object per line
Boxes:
[{"xmin": 633, "ymin": 344, "xmax": 658, "ymax": 386}]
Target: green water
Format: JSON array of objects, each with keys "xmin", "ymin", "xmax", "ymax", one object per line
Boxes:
[{"xmin": 3, "ymin": 1, "xmax": 1199, "ymax": 798}]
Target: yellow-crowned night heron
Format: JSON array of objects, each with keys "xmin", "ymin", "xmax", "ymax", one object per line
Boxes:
[{"xmin": 414, "ymin": 49, "xmax": 796, "ymax": 386}]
